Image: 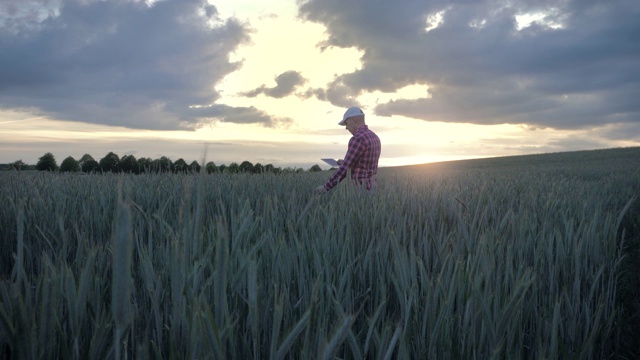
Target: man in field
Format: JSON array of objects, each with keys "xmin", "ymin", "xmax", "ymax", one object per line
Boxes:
[{"xmin": 315, "ymin": 106, "xmax": 381, "ymax": 194}]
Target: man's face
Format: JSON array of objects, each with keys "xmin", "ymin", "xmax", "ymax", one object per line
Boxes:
[{"xmin": 344, "ymin": 117, "xmax": 357, "ymax": 134}]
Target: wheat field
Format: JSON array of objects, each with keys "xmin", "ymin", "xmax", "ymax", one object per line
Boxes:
[{"xmin": 1, "ymin": 148, "xmax": 639, "ymax": 359}]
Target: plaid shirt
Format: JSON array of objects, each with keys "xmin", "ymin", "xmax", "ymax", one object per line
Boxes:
[{"xmin": 324, "ymin": 125, "xmax": 381, "ymax": 191}]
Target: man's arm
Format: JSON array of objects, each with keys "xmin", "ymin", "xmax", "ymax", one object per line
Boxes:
[{"xmin": 320, "ymin": 136, "xmax": 365, "ymax": 191}]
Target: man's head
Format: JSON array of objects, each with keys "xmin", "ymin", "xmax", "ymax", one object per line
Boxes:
[{"xmin": 339, "ymin": 107, "xmax": 365, "ymax": 134}]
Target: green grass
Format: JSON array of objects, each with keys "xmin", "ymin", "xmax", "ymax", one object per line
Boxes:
[{"xmin": 1, "ymin": 147, "xmax": 639, "ymax": 359}]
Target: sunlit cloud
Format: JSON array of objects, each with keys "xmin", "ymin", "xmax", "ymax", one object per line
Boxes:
[
  {"xmin": 424, "ymin": 9, "xmax": 446, "ymax": 32},
  {"xmin": 515, "ymin": 10, "xmax": 566, "ymax": 31}
]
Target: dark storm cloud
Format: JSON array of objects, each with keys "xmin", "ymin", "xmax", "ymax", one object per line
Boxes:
[
  {"xmin": 0, "ymin": 0, "xmax": 284, "ymax": 129},
  {"xmin": 241, "ymin": 71, "xmax": 307, "ymax": 98},
  {"xmin": 298, "ymin": 0, "xmax": 640, "ymax": 132}
]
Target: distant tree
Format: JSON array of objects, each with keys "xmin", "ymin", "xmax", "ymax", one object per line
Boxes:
[
  {"xmin": 264, "ymin": 164, "xmax": 275, "ymax": 173},
  {"xmin": 137, "ymin": 157, "xmax": 152, "ymax": 173},
  {"xmin": 239, "ymin": 161, "xmax": 254, "ymax": 173},
  {"xmin": 79, "ymin": 153, "xmax": 93, "ymax": 162},
  {"xmin": 82, "ymin": 159, "xmax": 100, "ymax": 173},
  {"xmin": 78, "ymin": 154, "xmax": 96, "ymax": 172},
  {"xmin": 309, "ymin": 164, "xmax": 323, "ymax": 172},
  {"xmin": 189, "ymin": 160, "xmax": 201, "ymax": 173},
  {"xmin": 158, "ymin": 156, "xmax": 172, "ymax": 173},
  {"xmin": 227, "ymin": 162, "xmax": 239, "ymax": 173},
  {"xmin": 60, "ymin": 156, "xmax": 80, "ymax": 172},
  {"xmin": 120, "ymin": 155, "xmax": 139, "ymax": 174},
  {"xmin": 10, "ymin": 160, "xmax": 26, "ymax": 171},
  {"xmin": 218, "ymin": 164, "xmax": 227, "ymax": 173},
  {"xmin": 150, "ymin": 159, "xmax": 160, "ymax": 173},
  {"xmin": 173, "ymin": 158, "xmax": 188, "ymax": 173},
  {"xmin": 36, "ymin": 152, "xmax": 58, "ymax": 171},
  {"xmin": 205, "ymin": 161, "xmax": 217, "ymax": 174},
  {"xmin": 295, "ymin": 168, "xmax": 305, "ymax": 174},
  {"xmin": 78, "ymin": 154, "xmax": 94, "ymax": 169},
  {"xmin": 253, "ymin": 163, "xmax": 264, "ymax": 174},
  {"xmin": 99, "ymin": 152, "xmax": 120, "ymax": 172}
]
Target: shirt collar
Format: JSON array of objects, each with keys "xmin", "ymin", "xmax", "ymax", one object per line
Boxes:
[{"xmin": 355, "ymin": 125, "xmax": 368, "ymax": 134}]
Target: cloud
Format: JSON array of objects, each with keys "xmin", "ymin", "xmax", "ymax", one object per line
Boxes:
[
  {"xmin": 241, "ymin": 70, "xmax": 307, "ymax": 98},
  {"xmin": 189, "ymin": 104, "xmax": 293, "ymax": 128},
  {"xmin": 590, "ymin": 122, "xmax": 640, "ymax": 142},
  {"xmin": 0, "ymin": 0, "xmax": 285, "ymax": 129},
  {"xmin": 302, "ymin": 77, "xmax": 363, "ymax": 108},
  {"xmin": 298, "ymin": 0, "xmax": 640, "ymax": 130}
]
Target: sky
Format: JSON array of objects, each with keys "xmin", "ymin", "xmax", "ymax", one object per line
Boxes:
[{"xmin": 1, "ymin": 0, "xmax": 639, "ymax": 169}]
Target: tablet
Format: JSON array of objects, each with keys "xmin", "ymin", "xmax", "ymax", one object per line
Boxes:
[{"xmin": 321, "ymin": 158, "xmax": 339, "ymax": 167}]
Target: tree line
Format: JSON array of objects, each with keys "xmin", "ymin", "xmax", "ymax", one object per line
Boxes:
[{"xmin": 3, "ymin": 152, "xmax": 324, "ymax": 174}]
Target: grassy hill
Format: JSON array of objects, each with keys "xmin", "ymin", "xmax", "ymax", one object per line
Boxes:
[
  {"xmin": 1, "ymin": 146, "xmax": 639, "ymax": 358},
  {"xmin": 390, "ymin": 146, "xmax": 640, "ymax": 172}
]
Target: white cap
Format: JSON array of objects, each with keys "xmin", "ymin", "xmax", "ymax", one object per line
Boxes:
[{"xmin": 338, "ymin": 106, "xmax": 364, "ymax": 126}]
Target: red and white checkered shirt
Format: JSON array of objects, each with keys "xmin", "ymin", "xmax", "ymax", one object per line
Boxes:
[{"xmin": 324, "ymin": 125, "xmax": 381, "ymax": 191}]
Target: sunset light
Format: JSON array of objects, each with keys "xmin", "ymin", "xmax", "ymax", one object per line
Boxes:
[{"xmin": 1, "ymin": 0, "xmax": 638, "ymax": 168}]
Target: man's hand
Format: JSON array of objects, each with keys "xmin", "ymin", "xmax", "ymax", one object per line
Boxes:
[{"xmin": 314, "ymin": 185, "xmax": 328, "ymax": 195}]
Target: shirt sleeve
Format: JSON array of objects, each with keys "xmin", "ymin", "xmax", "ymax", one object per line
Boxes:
[{"xmin": 323, "ymin": 135, "xmax": 366, "ymax": 190}]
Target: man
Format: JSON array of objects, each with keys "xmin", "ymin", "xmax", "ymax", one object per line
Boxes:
[{"xmin": 315, "ymin": 106, "xmax": 381, "ymax": 194}]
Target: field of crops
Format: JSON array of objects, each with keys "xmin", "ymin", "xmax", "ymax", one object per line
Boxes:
[{"xmin": 1, "ymin": 147, "xmax": 639, "ymax": 359}]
